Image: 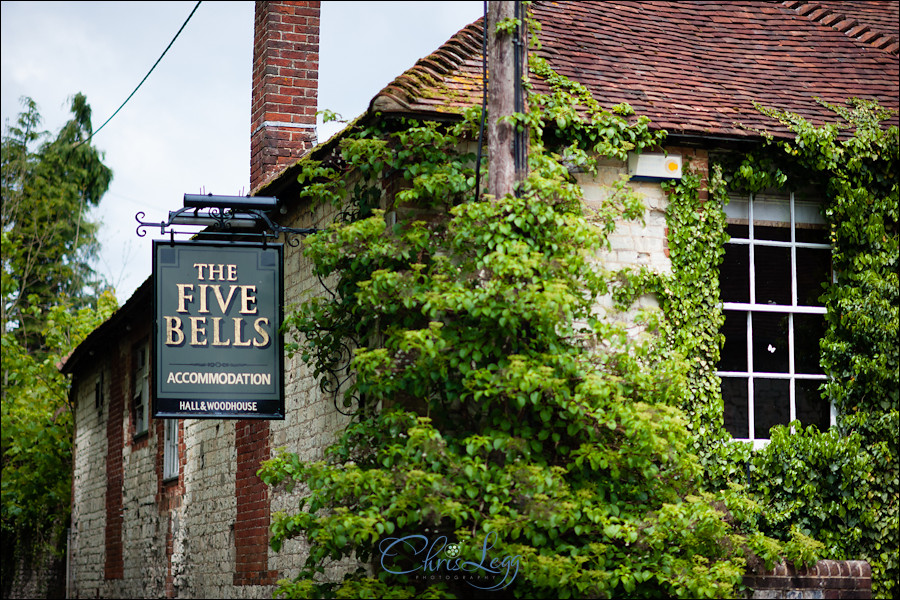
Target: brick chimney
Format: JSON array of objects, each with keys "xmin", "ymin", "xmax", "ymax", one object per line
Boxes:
[{"xmin": 250, "ymin": 1, "xmax": 319, "ymax": 192}]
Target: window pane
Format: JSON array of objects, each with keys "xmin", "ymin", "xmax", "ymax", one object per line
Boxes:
[
  {"xmin": 719, "ymin": 310, "xmax": 748, "ymax": 372},
  {"xmin": 725, "ymin": 195, "xmax": 748, "ymax": 222},
  {"xmin": 795, "ymin": 314, "xmax": 825, "ymax": 374},
  {"xmin": 796, "ymin": 226, "xmax": 828, "ymax": 244},
  {"xmin": 752, "ymin": 193, "xmax": 791, "ymax": 242},
  {"xmin": 753, "ymin": 312, "xmax": 789, "ymax": 373},
  {"xmin": 722, "ymin": 377, "xmax": 748, "ymax": 439},
  {"xmin": 795, "ymin": 199, "xmax": 826, "ymax": 229},
  {"xmin": 754, "ymin": 378, "xmax": 790, "ymax": 438},
  {"xmin": 164, "ymin": 419, "xmax": 179, "ymax": 480},
  {"xmin": 720, "ymin": 245, "xmax": 749, "ymax": 303},
  {"xmin": 753, "ymin": 225, "xmax": 791, "ymax": 242},
  {"xmin": 727, "ymin": 223, "xmax": 749, "ymax": 239},
  {"xmin": 796, "ymin": 248, "xmax": 830, "ymax": 307},
  {"xmin": 796, "ymin": 380, "xmax": 830, "ymax": 431},
  {"xmin": 755, "ymin": 245, "xmax": 791, "ymax": 305}
]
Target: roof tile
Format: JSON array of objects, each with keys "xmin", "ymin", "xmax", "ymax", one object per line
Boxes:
[{"xmin": 369, "ymin": 1, "xmax": 898, "ymax": 140}]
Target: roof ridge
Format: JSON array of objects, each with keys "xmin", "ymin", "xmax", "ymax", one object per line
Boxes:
[
  {"xmin": 782, "ymin": 0, "xmax": 899, "ymax": 55},
  {"xmin": 370, "ymin": 18, "xmax": 485, "ymax": 114}
]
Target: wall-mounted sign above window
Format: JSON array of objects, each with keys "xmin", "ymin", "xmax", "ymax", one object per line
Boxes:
[{"xmin": 153, "ymin": 240, "xmax": 284, "ymax": 419}]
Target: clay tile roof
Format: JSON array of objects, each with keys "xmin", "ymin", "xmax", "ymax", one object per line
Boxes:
[{"xmin": 369, "ymin": 1, "xmax": 898, "ymax": 141}]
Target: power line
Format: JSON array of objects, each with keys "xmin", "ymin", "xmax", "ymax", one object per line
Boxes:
[{"xmin": 85, "ymin": 1, "xmax": 202, "ymax": 143}]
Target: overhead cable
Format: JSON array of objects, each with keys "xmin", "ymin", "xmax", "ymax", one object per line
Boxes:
[{"xmin": 81, "ymin": 1, "xmax": 202, "ymax": 144}]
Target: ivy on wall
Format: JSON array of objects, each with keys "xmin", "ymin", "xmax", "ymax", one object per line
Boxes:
[{"xmin": 654, "ymin": 98, "xmax": 898, "ymax": 597}]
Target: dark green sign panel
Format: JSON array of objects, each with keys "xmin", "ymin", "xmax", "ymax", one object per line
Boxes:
[{"xmin": 153, "ymin": 241, "xmax": 284, "ymax": 419}]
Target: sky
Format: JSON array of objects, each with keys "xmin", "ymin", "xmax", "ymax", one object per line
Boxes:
[{"xmin": 1, "ymin": 1, "xmax": 484, "ymax": 303}]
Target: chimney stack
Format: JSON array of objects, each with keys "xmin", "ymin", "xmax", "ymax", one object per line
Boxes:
[{"xmin": 250, "ymin": 1, "xmax": 320, "ymax": 192}]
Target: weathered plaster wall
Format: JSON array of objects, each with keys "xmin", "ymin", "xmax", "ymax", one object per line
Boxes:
[{"xmin": 576, "ymin": 157, "xmax": 673, "ymax": 275}]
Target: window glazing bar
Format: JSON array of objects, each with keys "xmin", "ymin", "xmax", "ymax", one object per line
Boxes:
[
  {"xmin": 716, "ymin": 371, "xmax": 828, "ymax": 380},
  {"xmin": 725, "ymin": 238, "xmax": 830, "ymax": 250},
  {"xmin": 720, "ymin": 302, "xmax": 826, "ymax": 314}
]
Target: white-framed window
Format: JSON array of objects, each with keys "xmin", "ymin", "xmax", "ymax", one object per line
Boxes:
[
  {"xmin": 163, "ymin": 418, "xmax": 179, "ymax": 481},
  {"xmin": 717, "ymin": 190, "xmax": 835, "ymax": 446},
  {"xmin": 133, "ymin": 342, "xmax": 150, "ymax": 437}
]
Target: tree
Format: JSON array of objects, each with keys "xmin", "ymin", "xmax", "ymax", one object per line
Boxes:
[
  {"xmin": 1, "ymin": 94, "xmax": 113, "ymax": 354},
  {"xmin": 1, "ymin": 94, "xmax": 116, "ymax": 595},
  {"xmin": 258, "ymin": 62, "xmax": 815, "ymax": 597},
  {"xmin": 0, "ymin": 286, "xmax": 117, "ymax": 547}
]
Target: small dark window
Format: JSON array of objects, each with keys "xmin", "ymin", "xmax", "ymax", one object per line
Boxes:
[
  {"xmin": 95, "ymin": 370, "xmax": 104, "ymax": 413},
  {"xmin": 133, "ymin": 342, "xmax": 149, "ymax": 437}
]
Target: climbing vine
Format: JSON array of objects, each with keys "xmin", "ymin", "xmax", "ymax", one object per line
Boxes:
[
  {"xmin": 649, "ymin": 98, "xmax": 898, "ymax": 596},
  {"xmin": 736, "ymin": 98, "xmax": 898, "ymax": 598},
  {"xmin": 256, "ymin": 42, "xmax": 840, "ymax": 596}
]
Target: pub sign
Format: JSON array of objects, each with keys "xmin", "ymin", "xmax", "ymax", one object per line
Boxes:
[{"xmin": 153, "ymin": 240, "xmax": 284, "ymax": 419}]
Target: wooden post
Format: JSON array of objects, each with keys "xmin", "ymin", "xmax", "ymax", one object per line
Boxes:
[{"xmin": 486, "ymin": 1, "xmax": 526, "ymax": 199}]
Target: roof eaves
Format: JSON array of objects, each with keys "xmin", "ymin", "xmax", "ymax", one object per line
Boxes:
[{"xmin": 60, "ymin": 277, "xmax": 153, "ymax": 375}]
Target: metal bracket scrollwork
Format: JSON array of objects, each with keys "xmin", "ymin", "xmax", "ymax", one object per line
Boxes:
[
  {"xmin": 319, "ymin": 340, "xmax": 359, "ymax": 416},
  {"xmin": 135, "ymin": 194, "xmax": 318, "ymax": 246},
  {"xmin": 315, "ymin": 271, "xmax": 361, "ymax": 416}
]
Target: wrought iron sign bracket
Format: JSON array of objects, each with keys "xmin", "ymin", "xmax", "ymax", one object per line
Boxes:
[{"xmin": 136, "ymin": 194, "xmax": 318, "ymax": 246}]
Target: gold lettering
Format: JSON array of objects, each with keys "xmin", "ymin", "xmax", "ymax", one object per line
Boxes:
[
  {"xmin": 209, "ymin": 264, "xmax": 225, "ymax": 280},
  {"xmin": 227, "ymin": 264, "xmax": 238, "ymax": 281},
  {"xmin": 193, "ymin": 263, "xmax": 207, "ymax": 280},
  {"xmin": 197, "ymin": 284, "xmax": 210, "ymax": 313},
  {"xmin": 165, "ymin": 316, "xmax": 184, "ymax": 345},
  {"xmin": 252, "ymin": 318, "xmax": 270, "ymax": 347},
  {"xmin": 190, "ymin": 316, "xmax": 207, "ymax": 346},
  {"xmin": 211, "ymin": 317, "xmax": 229, "ymax": 346},
  {"xmin": 176, "ymin": 284, "xmax": 194, "ymax": 313},
  {"xmin": 213, "ymin": 285, "xmax": 238, "ymax": 314},
  {"xmin": 232, "ymin": 317, "xmax": 251, "ymax": 347},
  {"xmin": 239, "ymin": 285, "xmax": 258, "ymax": 314}
]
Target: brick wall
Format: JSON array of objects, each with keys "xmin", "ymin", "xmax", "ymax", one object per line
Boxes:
[
  {"xmin": 234, "ymin": 420, "xmax": 277, "ymax": 586},
  {"xmin": 745, "ymin": 560, "xmax": 872, "ymax": 599},
  {"xmin": 268, "ymin": 193, "xmax": 353, "ymax": 580},
  {"xmin": 174, "ymin": 419, "xmax": 238, "ymax": 597},
  {"xmin": 69, "ymin": 320, "xmax": 173, "ymax": 598},
  {"xmin": 250, "ymin": 0, "xmax": 320, "ymax": 192}
]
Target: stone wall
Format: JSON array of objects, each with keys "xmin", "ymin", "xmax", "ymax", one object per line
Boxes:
[
  {"xmin": 3, "ymin": 546, "xmax": 65, "ymax": 599},
  {"xmin": 71, "ymin": 358, "xmax": 110, "ymax": 594}
]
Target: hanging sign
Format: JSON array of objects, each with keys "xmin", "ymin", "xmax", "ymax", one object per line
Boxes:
[{"xmin": 153, "ymin": 240, "xmax": 284, "ymax": 419}]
